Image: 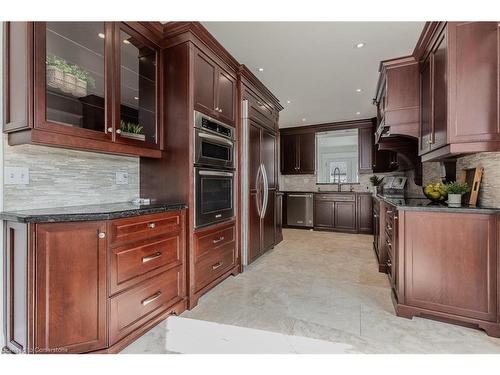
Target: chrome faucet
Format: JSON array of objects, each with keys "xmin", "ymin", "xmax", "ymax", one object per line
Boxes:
[{"xmin": 333, "ymin": 167, "xmax": 342, "ymax": 192}]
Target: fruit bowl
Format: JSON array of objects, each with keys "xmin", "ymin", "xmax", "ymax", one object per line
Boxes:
[{"xmin": 422, "ymin": 183, "xmax": 448, "ymax": 204}]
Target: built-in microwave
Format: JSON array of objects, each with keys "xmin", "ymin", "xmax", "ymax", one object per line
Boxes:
[
  {"xmin": 194, "ymin": 167, "xmax": 234, "ymax": 228},
  {"xmin": 194, "ymin": 111, "xmax": 234, "ymax": 169}
]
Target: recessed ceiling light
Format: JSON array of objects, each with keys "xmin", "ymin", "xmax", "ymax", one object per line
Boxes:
[
  {"xmin": 302, "ymin": 118, "xmax": 306, "ymax": 122},
  {"xmin": 123, "ymin": 39, "xmax": 131, "ymax": 45},
  {"xmin": 134, "ymin": 96, "xmax": 139, "ymax": 100},
  {"xmin": 356, "ymin": 111, "xmax": 361, "ymax": 115},
  {"xmin": 98, "ymin": 33, "xmax": 105, "ymax": 39},
  {"xmin": 356, "ymin": 89, "xmax": 363, "ymax": 93},
  {"xmin": 355, "ymin": 42, "xmax": 365, "ymax": 49},
  {"xmin": 287, "ymin": 100, "xmax": 291, "ymax": 104},
  {"xmin": 258, "ymin": 68, "xmax": 264, "ymax": 72}
]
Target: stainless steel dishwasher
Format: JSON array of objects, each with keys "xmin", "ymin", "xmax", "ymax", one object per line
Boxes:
[{"xmin": 286, "ymin": 193, "xmax": 314, "ymax": 227}]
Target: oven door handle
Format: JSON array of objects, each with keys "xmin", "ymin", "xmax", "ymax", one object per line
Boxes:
[
  {"xmin": 260, "ymin": 164, "xmax": 269, "ymax": 219},
  {"xmin": 198, "ymin": 170, "xmax": 234, "ymax": 177},
  {"xmin": 198, "ymin": 132, "xmax": 234, "ymax": 146}
]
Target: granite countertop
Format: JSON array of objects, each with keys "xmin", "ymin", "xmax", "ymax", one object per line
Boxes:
[
  {"xmin": 375, "ymin": 194, "xmax": 500, "ymax": 214},
  {"xmin": 1, "ymin": 201, "xmax": 188, "ymax": 223}
]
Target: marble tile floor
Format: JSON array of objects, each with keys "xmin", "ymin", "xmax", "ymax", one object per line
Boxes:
[{"xmin": 122, "ymin": 229, "xmax": 500, "ymax": 354}]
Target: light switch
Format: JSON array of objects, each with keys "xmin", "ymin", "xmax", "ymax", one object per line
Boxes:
[
  {"xmin": 115, "ymin": 172, "xmax": 129, "ymax": 185},
  {"xmin": 4, "ymin": 167, "xmax": 30, "ymax": 185}
]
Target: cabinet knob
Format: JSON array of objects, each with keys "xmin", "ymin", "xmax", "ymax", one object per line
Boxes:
[
  {"xmin": 218, "ymin": 108, "xmax": 223, "ymax": 113},
  {"xmin": 215, "ymin": 107, "xmax": 219, "ymax": 111},
  {"xmin": 148, "ymin": 222, "xmax": 156, "ymax": 229},
  {"xmin": 116, "ymin": 129, "xmax": 122, "ymax": 135},
  {"xmin": 107, "ymin": 127, "xmax": 113, "ymax": 133},
  {"xmin": 98, "ymin": 232, "xmax": 106, "ymax": 239}
]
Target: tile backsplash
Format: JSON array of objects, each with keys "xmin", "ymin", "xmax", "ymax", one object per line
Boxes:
[{"xmin": 3, "ymin": 139, "xmax": 140, "ymax": 211}]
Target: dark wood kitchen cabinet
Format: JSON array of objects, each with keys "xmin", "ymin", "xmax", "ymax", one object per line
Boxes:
[
  {"xmin": 314, "ymin": 193, "xmax": 370, "ymax": 234},
  {"xmin": 280, "ymin": 132, "xmax": 315, "ymax": 174},
  {"xmin": 193, "ymin": 47, "xmax": 236, "ymax": 125},
  {"xmin": 356, "ymin": 193, "xmax": 373, "ymax": 234},
  {"xmin": 3, "ymin": 22, "xmax": 164, "ymax": 158},
  {"xmin": 393, "ymin": 209, "xmax": 500, "ymax": 338},
  {"xmin": 34, "ymin": 221, "xmax": 108, "ymax": 353},
  {"xmin": 3, "ymin": 209, "xmax": 187, "ymax": 354},
  {"xmin": 358, "ymin": 126, "xmax": 374, "ymax": 173},
  {"xmin": 417, "ymin": 22, "xmax": 500, "ymax": 161}
]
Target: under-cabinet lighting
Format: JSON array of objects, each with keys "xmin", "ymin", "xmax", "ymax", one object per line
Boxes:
[
  {"xmin": 356, "ymin": 111, "xmax": 361, "ymax": 115},
  {"xmin": 356, "ymin": 89, "xmax": 363, "ymax": 93},
  {"xmin": 287, "ymin": 100, "xmax": 291, "ymax": 104},
  {"xmin": 134, "ymin": 96, "xmax": 139, "ymax": 100},
  {"xmin": 355, "ymin": 42, "xmax": 365, "ymax": 48},
  {"xmin": 258, "ymin": 68, "xmax": 264, "ymax": 72}
]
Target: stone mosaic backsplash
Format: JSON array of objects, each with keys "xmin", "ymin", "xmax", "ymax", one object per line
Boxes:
[
  {"xmin": 280, "ymin": 152, "xmax": 500, "ymax": 208},
  {"xmin": 3, "ymin": 139, "xmax": 140, "ymax": 211}
]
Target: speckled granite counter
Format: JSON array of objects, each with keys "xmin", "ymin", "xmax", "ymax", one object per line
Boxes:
[
  {"xmin": 1, "ymin": 201, "xmax": 188, "ymax": 223},
  {"xmin": 374, "ymin": 194, "xmax": 499, "ymax": 214}
]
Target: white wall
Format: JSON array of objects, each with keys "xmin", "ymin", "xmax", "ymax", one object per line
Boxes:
[{"xmin": 1, "ymin": 21, "xmax": 5, "ymax": 347}]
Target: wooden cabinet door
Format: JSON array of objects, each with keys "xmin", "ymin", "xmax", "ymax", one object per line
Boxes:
[
  {"xmin": 372, "ymin": 199, "xmax": 380, "ymax": 257},
  {"xmin": 193, "ymin": 50, "xmax": 217, "ymax": 116},
  {"xmin": 298, "ymin": 133, "xmax": 315, "ymax": 174},
  {"xmin": 419, "ymin": 58, "xmax": 432, "ymax": 155},
  {"xmin": 356, "ymin": 194, "xmax": 373, "ymax": 234},
  {"xmin": 358, "ymin": 127, "xmax": 373, "ymax": 173},
  {"xmin": 35, "ymin": 221, "xmax": 107, "ymax": 353},
  {"xmin": 248, "ymin": 123, "xmax": 262, "ymax": 263},
  {"xmin": 450, "ymin": 22, "xmax": 499, "ymax": 144},
  {"xmin": 262, "ymin": 190, "xmax": 276, "ymax": 253},
  {"xmin": 216, "ymin": 69, "xmax": 236, "ymax": 125},
  {"xmin": 403, "ymin": 212, "xmax": 497, "ymax": 322},
  {"xmin": 262, "ymin": 131, "xmax": 276, "ymax": 188},
  {"xmin": 314, "ymin": 200, "xmax": 334, "ymax": 229},
  {"xmin": 334, "ymin": 201, "xmax": 357, "ymax": 232},
  {"xmin": 431, "ymin": 31, "xmax": 448, "ymax": 150},
  {"xmin": 280, "ymin": 134, "xmax": 298, "ymax": 174},
  {"xmin": 275, "ymin": 193, "xmax": 283, "ymax": 244}
]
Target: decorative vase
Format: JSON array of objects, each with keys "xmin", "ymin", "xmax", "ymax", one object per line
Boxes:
[
  {"xmin": 62, "ymin": 72, "xmax": 76, "ymax": 93},
  {"xmin": 46, "ymin": 65, "xmax": 64, "ymax": 89},
  {"xmin": 447, "ymin": 193, "xmax": 462, "ymax": 207},
  {"xmin": 74, "ymin": 78, "xmax": 88, "ymax": 97}
]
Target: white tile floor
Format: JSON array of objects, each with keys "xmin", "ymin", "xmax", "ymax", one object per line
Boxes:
[{"xmin": 122, "ymin": 229, "xmax": 500, "ymax": 354}]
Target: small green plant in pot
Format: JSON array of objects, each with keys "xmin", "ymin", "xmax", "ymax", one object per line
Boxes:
[
  {"xmin": 120, "ymin": 120, "xmax": 145, "ymax": 141},
  {"xmin": 443, "ymin": 181, "xmax": 470, "ymax": 207}
]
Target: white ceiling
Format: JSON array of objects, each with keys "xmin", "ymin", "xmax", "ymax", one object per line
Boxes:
[{"xmin": 203, "ymin": 22, "xmax": 424, "ymax": 128}]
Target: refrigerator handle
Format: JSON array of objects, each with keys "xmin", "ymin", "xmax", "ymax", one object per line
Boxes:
[
  {"xmin": 260, "ymin": 164, "xmax": 269, "ymax": 219},
  {"xmin": 255, "ymin": 164, "xmax": 262, "ymax": 217}
]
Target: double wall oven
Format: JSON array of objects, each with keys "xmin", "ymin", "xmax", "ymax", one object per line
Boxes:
[{"xmin": 194, "ymin": 111, "xmax": 235, "ymax": 228}]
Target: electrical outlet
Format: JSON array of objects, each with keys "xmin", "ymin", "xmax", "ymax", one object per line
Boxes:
[
  {"xmin": 4, "ymin": 167, "xmax": 30, "ymax": 185},
  {"xmin": 115, "ymin": 171, "xmax": 129, "ymax": 185}
]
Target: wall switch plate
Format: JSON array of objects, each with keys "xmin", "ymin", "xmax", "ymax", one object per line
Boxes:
[
  {"xmin": 4, "ymin": 167, "xmax": 30, "ymax": 185},
  {"xmin": 115, "ymin": 171, "xmax": 129, "ymax": 185}
]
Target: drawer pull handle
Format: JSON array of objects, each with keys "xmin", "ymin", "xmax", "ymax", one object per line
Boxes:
[
  {"xmin": 386, "ymin": 210, "xmax": 393, "ymax": 214},
  {"xmin": 387, "ymin": 260, "xmax": 392, "ymax": 267},
  {"xmin": 148, "ymin": 223, "xmax": 156, "ymax": 229},
  {"xmin": 386, "ymin": 240, "xmax": 392, "ymax": 246},
  {"xmin": 213, "ymin": 236, "xmax": 225, "ymax": 244},
  {"xmin": 142, "ymin": 252, "xmax": 162, "ymax": 263},
  {"xmin": 141, "ymin": 291, "xmax": 162, "ymax": 306},
  {"xmin": 212, "ymin": 261, "xmax": 223, "ymax": 270}
]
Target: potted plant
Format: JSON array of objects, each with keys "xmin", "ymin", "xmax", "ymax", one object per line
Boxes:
[
  {"xmin": 46, "ymin": 56, "xmax": 65, "ymax": 89},
  {"xmin": 369, "ymin": 175, "xmax": 383, "ymax": 193},
  {"xmin": 61, "ymin": 60, "xmax": 77, "ymax": 94},
  {"xmin": 73, "ymin": 66, "xmax": 95, "ymax": 97},
  {"xmin": 443, "ymin": 181, "xmax": 470, "ymax": 207},
  {"xmin": 120, "ymin": 120, "xmax": 145, "ymax": 141}
]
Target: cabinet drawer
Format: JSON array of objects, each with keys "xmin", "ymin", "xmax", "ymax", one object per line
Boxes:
[
  {"xmin": 109, "ymin": 267, "xmax": 183, "ymax": 345},
  {"xmin": 194, "ymin": 243, "xmax": 235, "ymax": 292},
  {"xmin": 109, "ymin": 211, "xmax": 182, "ymax": 245},
  {"xmin": 195, "ymin": 223, "xmax": 235, "ymax": 261},
  {"xmin": 110, "ymin": 234, "xmax": 183, "ymax": 295},
  {"xmin": 315, "ymin": 194, "xmax": 355, "ymax": 202}
]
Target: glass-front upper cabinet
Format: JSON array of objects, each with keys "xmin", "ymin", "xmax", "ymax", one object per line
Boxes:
[
  {"xmin": 116, "ymin": 25, "xmax": 159, "ymax": 148},
  {"xmin": 38, "ymin": 22, "xmax": 112, "ymax": 140}
]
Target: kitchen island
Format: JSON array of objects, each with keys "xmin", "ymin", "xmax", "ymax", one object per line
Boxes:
[{"xmin": 373, "ymin": 194, "xmax": 500, "ymax": 337}]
